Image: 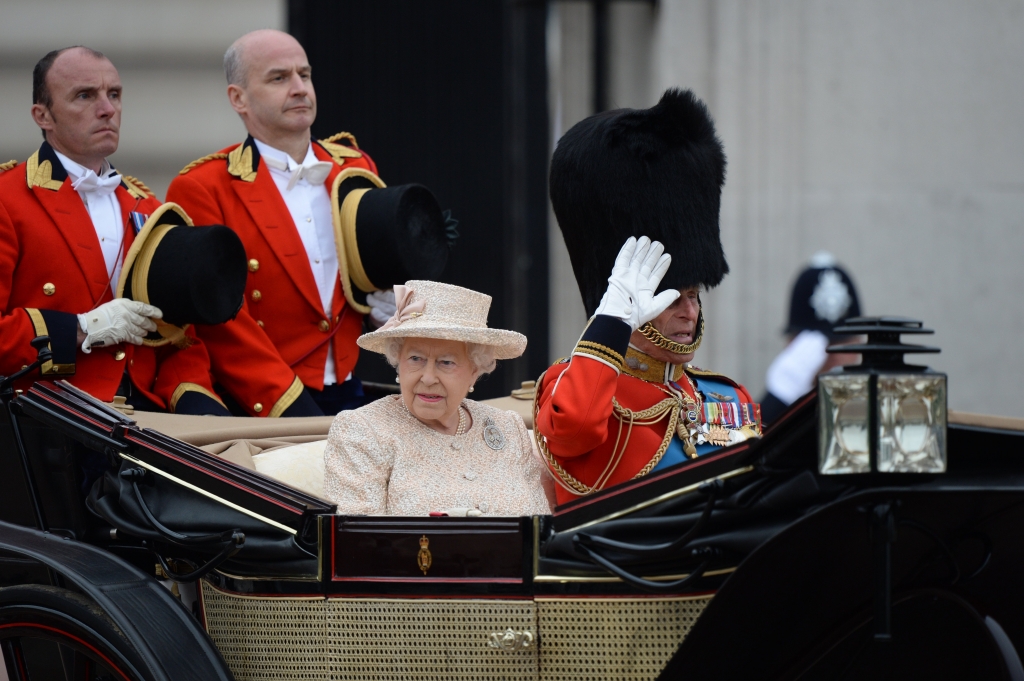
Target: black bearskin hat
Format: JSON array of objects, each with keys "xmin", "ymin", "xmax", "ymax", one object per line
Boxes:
[{"xmin": 550, "ymin": 89, "xmax": 729, "ymax": 316}]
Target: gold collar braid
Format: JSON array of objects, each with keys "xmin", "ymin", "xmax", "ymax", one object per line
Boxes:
[
  {"xmin": 622, "ymin": 347, "xmax": 686, "ymax": 384},
  {"xmin": 637, "ymin": 309, "xmax": 704, "ymax": 356}
]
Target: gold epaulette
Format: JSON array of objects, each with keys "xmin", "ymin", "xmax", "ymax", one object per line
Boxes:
[
  {"xmin": 122, "ymin": 174, "xmax": 155, "ymax": 198},
  {"xmin": 320, "ymin": 131, "xmax": 359, "ymax": 149},
  {"xmin": 178, "ymin": 152, "xmax": 229, "ymax": 175},
  {"xmin": 0, "ymin": 159, "xmax": 17, "ymax": 173},
  {"xmin": 685, "ymin": 365, "xmax": 732, "ymax": 380},
  {"xmin": 319, "ymin": 133, "xmax": 364, "ymax": 165}
]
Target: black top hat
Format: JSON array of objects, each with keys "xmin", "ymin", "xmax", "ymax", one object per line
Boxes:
[
  {"xmin": 550, "ymin": 89, "xmax": 730, "ymax": 317},
  {"xmin": 330, "ymin": 168, "xmax": 449, "ymax": 313},
  {"xmin": 785, "ymin": 252, "xmax": 861, "ymax": 338},
  {"xmin": 116, "ymin": 203, "xmax": 247, "ymax": 347}
]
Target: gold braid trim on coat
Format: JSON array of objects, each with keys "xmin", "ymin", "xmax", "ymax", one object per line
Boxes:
[
  {"xmin": 178, "ymin": 152, "xmax": 229, "ymax": 175},
  {"xmin": 532, "ymin": 369, "xmax": 683, "ymax": 496},
  {"xmin": 320, "ymin": 131, "xmax": 359, "ymax": 149}
]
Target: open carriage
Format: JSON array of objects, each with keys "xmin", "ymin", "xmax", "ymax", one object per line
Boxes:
[{"xmin": 2, "ymin": 329, "xmax": 1024, "ymax": 681}]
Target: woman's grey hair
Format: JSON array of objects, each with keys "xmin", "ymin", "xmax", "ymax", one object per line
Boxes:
[{"xmin": 382, "ymin": 337, "xmax": 497, "ymax": 378}]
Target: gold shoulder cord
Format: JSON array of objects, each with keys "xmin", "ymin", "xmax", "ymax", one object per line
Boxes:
[
  {"xmin": 178, "ymin": 152, "xmax": 229, "ymax": 175},
  {"xmin": 532, "ymin": 370, "xmax": 685, "ymax": 496},
  {"xmin": 321, "ymin": 131, "xmax": 359, "ymax": 148}
]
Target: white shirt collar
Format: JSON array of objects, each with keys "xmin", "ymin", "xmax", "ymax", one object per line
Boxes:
[
  {"xmin": 252, "ymin": 138, "xmax": 318, "ymax": 173},
  {"xmin": 52, "ymin": 149, "xmax": 113, "ymax": 182}
]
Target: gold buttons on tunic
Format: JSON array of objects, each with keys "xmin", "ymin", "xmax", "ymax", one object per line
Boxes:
[
  {"xmin": 318, "ymin": 320, "xmax": 330, "ymax": 332},
  {"xmin": 248, "ymin": 258, "xmax": 260, "ymax": 272},
  {"xmin": 253, "ymin": 403, "xmax": 263, "ymax": 413},
  {"xmin": 42, "ymin": 283, "xmax": 55, "ymax": 296},
  {"xmin": 114, "ymin": 350, "xmax": 126, "ymax": 361},
  {"xmin": 251, "ymin": 290, "xmax": 262, "ymax": 302},
  {"xmin": 257, "ymin": 320, "xmax": 265, "ymax": 328}
]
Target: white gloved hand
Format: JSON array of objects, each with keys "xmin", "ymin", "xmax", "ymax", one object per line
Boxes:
[
  {"xmin": 366, "ymin": 289, "xmax": 397, "ymax": 328},
  {"xmin": 440, "ymin": 508, "xmax": 484, "ymax": 517},
  {"xmin": 594, "ymin": 236, "xmax": 680, "ymax": 332},
  {"xmin": 78, "ymin": 299, "xmax": 163, "ymax": 353},
  {"xmin": 764, "ymin": 330, "xmax": 829, "ymax": 405}
]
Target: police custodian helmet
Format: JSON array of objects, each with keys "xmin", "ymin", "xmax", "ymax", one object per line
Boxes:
[{"xmin": 785, "ymin": 251, "xmax": 861, "ymax": 338}]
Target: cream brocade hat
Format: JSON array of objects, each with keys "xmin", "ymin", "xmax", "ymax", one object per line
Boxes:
[{"xmin": 356, "ymin": 280, "xmax": 527, "ymax": 360}]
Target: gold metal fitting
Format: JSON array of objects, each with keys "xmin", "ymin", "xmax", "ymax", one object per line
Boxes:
[
  {"xmin": 248, "ymin": 258, "xmax": 260, "ymax": 272},
  {"xmin": 42, "ymin": 283, "xmax": 55, "ymax": 296}
]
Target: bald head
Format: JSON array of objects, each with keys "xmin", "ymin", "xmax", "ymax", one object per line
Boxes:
[
  {"xmin": 224, "ymin": 30, "xmax": 316, "ymax": 160},
  {"xmin": 225, "ymin": 29, "xmax": 306, "ymax": 87}
]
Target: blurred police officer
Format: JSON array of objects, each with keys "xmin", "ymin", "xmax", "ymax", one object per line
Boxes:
[
  {"xmin": 760, "ymin": 252, "xmax": 861, "ymax": 425},
  {"xmin": 167, "ymin": 30, "xmax": 396, "ymax": 417},
  {"xmin": 0, "ymin": 46, "xmax": 227, "ymax": 415}
]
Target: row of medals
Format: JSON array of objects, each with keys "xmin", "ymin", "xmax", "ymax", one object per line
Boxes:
[{"xmin": 675, "ymin": 393, "xmax": 732, "ymax": 458}]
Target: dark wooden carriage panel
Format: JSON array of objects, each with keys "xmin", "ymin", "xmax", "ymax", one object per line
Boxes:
[{"xmin": 332, "ymin": 516, "xmax": 528, "ymax": 582}]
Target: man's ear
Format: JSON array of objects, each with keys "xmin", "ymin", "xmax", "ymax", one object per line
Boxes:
[
  {"xmin": 31, "ymin": 103, "xmax": 54, "ymax": 133},
  {"xmin": 227, "ymin": 84, "xmax": 247, "ymax": 115}
]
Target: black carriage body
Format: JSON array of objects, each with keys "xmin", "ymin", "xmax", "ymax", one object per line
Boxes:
[{"xmin": 3, "ymin": 381, "xmax": 1024, "ymax": 679}]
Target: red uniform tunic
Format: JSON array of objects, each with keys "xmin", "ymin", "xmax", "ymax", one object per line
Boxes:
[
  {"xmin": 0, "ymin": 143, "xmax": 222, "ymax": 411},
  {"xmin": 165, "ymin": 135, "xmax": 378, "ymax": 417},
  {"xmin": 536, "ymin": 315, "xmax": 756, "ymax": 505}
]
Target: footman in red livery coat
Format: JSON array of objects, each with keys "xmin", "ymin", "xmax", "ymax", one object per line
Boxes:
[
  {"xmin": 535, "ymin": 90, "xmax": 761, "ymax": 505},
  {"xmin": 167, "ymin": 30, "xmax": 395, "ymax": 418},
  {"xmin": 0, "ymin": 46, "xmax": 226, "ymax": 415}
]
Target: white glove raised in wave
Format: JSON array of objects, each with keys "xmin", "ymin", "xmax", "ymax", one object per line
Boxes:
[
  {"xmin": 366, "ymin": 289, "xmax": 397, "ymax": 328},
  {"xmin": 78, "ymin": 299, "xmax": 163, "ymax": 353},
  {"xmin": 594, "ymin": 236, "xmax": 679, "ymax": 332}
]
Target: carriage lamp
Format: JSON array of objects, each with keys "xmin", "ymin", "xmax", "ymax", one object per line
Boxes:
[{"xmin": 818, "ymin": 317, "xmax": 946, "ymax": 475}]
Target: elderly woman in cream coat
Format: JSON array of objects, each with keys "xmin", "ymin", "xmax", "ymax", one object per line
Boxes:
[{"xmin": 324, "ymin": 281, "xmax": 553, "ymax": 516}]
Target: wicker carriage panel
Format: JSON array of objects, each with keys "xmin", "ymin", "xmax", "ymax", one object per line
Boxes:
[
  {"xmin": 327, "ymin": 598, "xmax": 538, "ymax": 680},
  {"xmin": 536, "ymin": 596, "xmax": 711, "ymax": 681},
  {"xmin": 201, "ymin": 581, "xmax": 710, "ymax": 681},
  {"xmin": 200, "ymin": 581, "xmax": 329, "ymax": 680}
]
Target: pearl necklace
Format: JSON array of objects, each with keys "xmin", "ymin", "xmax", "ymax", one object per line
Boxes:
[{"xmin": 455, "ymin": 405, "xmax": 468, "ymax": 436}]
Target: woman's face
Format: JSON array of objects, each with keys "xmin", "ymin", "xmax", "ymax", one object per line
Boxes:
[{"xmin": 398, "ymin": 338, "xmax": 480, "ymax": 429}]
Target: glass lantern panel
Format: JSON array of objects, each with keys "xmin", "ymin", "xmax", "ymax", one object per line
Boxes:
[
  {"xmin": 819, "ymin": 373, "xmax": 870, "ymax": 474},
  {"xmin": 877, "ymin": 373, "xmax": 946, "ymax": 473}
]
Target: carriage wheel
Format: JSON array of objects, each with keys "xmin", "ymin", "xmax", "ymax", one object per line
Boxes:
[{"xmin": 0, "ymin": 585, "xmax": 150, "ymax": 681}]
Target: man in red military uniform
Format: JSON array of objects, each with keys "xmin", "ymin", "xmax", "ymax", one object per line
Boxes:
[
  {"xmin": 0, "ymin": 46, "xmax": 227, "ymax": 415},
  {"xmin": 167, "ymin": 29, "xmax": 396, "ymax": 417},
  {"xmin": 535, "ymin": 90, "xmax": 760, "ymax": 505}
]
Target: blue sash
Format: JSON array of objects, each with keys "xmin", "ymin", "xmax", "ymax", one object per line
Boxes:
[{"xmin": 651, "ymin": 376, "xmax": 744, "ymax": 472}]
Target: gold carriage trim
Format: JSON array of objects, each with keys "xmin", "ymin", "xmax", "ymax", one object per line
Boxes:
[{"xmin": 178, "ymin": 152, "xmax": 229, "ymax": 175}]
